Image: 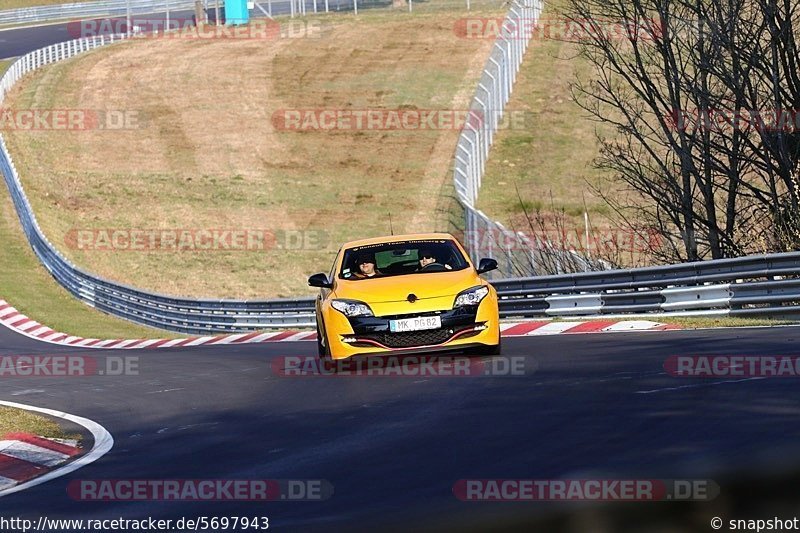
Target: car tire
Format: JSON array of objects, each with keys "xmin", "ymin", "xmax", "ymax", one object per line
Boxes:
[{"xmin": 316, "ymin": 321, "xmax": 330, "ymax": 361}]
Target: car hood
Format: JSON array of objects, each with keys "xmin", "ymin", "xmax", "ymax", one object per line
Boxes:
[{"xmin": 334, "ymin": 269, "xmax": 482, "ymax": 303}]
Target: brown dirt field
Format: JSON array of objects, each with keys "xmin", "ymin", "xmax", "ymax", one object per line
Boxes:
[{"xmin": 3, "ymin": 9, "xmax": 501, "ymax": 298}]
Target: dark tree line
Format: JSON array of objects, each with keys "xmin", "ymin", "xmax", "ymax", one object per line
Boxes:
[{"xmin": 563, "ymin": 0, "xmax": 800, "ymax": 262}]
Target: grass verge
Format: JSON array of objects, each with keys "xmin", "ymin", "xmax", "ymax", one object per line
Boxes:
[
  {"xmin": 544, "ymin": 315, "xmax": 799, "ymax": 329},
  {"xmin": 0, "ymin": 406, "xmax": 80, "ymax": 441},
  {"xmin": 0, "ymin": 182, "xmax": 183, "ymax": 338},
  {"xmin": 0, "ymin": 57, "xmax": 181, "ymax": 338},
  {"xmin": 662, "ymin": 316, "xmax": 799, "ymax": 330},
  {"xmin": 477, "ymin": 34, "xmax": 612, "ymax": 223}
]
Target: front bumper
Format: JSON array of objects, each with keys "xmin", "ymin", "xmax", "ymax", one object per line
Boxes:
[{"xmin": 324, "ymin": 300, "xmax": 500, "ymax": 359}]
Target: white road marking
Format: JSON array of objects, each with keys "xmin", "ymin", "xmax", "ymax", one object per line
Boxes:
[
  {"xmin": 523, "ymin": 321, "xmax": 584, "ymax": 335},
  {"xmin": 0, "ymin": 440, "xmax": 70, "ymax": 467},
  {"xmin": 183, "ymin": 336, "xmax": 217, "ymax": 347},
  {"xmin": 602, "ymin": 320, "xmax": 664, "ymax": 332}
]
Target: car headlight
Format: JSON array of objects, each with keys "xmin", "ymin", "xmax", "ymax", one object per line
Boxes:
[
  {"xmin": 331, "ymin": 299, "xmax": 374, "ymax": 317},
  {"xmin": 454, "ymin": 285, "xmax": 489, "ymax": 308}
]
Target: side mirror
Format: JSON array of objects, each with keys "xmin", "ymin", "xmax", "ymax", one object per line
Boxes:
[
  {"xmin": 308, "ymin": 273, "xmax": 333, "ymax": 289},
  {"xmin": 476, "ymin": 258, "xmax": 498, "ymax": 274}
]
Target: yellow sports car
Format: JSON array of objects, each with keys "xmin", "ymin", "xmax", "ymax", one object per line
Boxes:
[{"xmin": 308, "ymin": 233, "xmax": 501, "ymax": 360}]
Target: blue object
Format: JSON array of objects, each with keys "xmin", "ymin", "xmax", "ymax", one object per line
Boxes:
[{"xmin": 225, "ymin": 0, "xmax": 249, "ymax": 25}]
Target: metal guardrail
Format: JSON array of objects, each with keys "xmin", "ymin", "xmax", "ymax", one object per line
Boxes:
[
  {"xmin": 1, "ymin": 18, "xmax": 799, "ymax": 336},
  {"xmin": 494, "ymin": 251, "xmax": 800, "ymax": 318},
  {"xmin": 0, "ymin": 0, "xmax": 492, "ymax": 27},
  {"xmin": 0, "ymin": 0, "xmax": 196, "ymax": 25}
]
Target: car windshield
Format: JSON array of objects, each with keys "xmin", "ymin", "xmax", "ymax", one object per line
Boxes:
[{"xmin": 339, "ymin": 239, "xmax": 469, "ymax": 280}]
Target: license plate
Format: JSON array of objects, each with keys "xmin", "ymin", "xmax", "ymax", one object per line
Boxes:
[{"xmin": 389, "ymin": 316, "xmax": 442, "ymax": 333}]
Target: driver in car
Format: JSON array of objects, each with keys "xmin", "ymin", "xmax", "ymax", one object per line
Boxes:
[{"xmin": 418, "ymin": 249, "xmax": 452, "ymax": 271}]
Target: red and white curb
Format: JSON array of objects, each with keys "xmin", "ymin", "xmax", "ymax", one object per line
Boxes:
[
  {"xmin": 0, "ymin": 300, "xmax": 316, "ymax": 350},
  {"xmin": 500, "ymin": 319, "xmax": 679, "ymax": 336},
  {"xmin": 0, "ymin": 299, "xmax": 678, "ymax": 350},
  {"xmin": 0, "ymin": 400, "xmax": 113, "ymax": 498},
  {"xmin": 0, "ymin": 433, "xmax": 80, "ymax": 491}
]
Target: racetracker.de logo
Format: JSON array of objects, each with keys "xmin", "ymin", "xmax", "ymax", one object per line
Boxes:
[
  {"xmin": 454, "ymin": 16, "xmax": 663, "ymax": 41},
  {"xmin": 64, "ymin": 228, "xmax": 328, "ymax": 252},
  {"xmin": 461, "ymin": 228, "xmax": 663, "ymax": 254},
  {"xmin": 67, "ymin": 18, "xmax": 322, "ymax": 40},
  {"xmin": 271, "ymin": 109, "xmax": 530, "ymax": 131},
  {"xmin": 0, "ymin": 355, "xmax": 138, "ymax": 377},
  {"xmin": 666, "ymin": 108, "xmax": 800, "ymax": 133},
  {"xmin": 665, "ymin": 355, "xmax": 800, "ymax": 377},
  {"xmin": 68, "ymin": 479, "xmax": 334, "ymax": 501},
  {"xmin": 453, "ymin": 479, "xmax": 718, "ymax": 501},
  {"xmin": 271, "ymin": 355, "xmax": 534, "ymax": 377},
  {"xmin": 0, "ymin": 109, "xmax": 142, "ymax": 131}
]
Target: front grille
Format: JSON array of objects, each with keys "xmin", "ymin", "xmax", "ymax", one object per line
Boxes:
[
  {"xmin": 379, "ymin": 311, "xmax": 444, "ymax": 320},
  {"xmin": 356, "ymin": 327, "xmax": 478, "ymax": 348}
]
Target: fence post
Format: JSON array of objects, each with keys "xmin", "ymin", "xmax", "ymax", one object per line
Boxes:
[{"xmin": 477, "ymin": 83, "xmax": 493, "ymax": 146}]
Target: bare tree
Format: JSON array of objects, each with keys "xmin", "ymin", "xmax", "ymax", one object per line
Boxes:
[{"xmin": 563, "ymin": 0, "xmax": 800, "ymax": 262}]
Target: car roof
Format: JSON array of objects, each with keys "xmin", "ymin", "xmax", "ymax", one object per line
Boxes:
[{"xmin": 341, "ymin": 233, "xmax": 460, "ymax": 249}]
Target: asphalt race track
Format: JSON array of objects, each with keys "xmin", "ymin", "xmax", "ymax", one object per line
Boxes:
[
  {"xmin": 3, "ymin": 322, "xmax": 800, "ymax": 531},
  {"xmin": 0, "ymin": 11, "xmax": 192, "ymax": 59}
]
